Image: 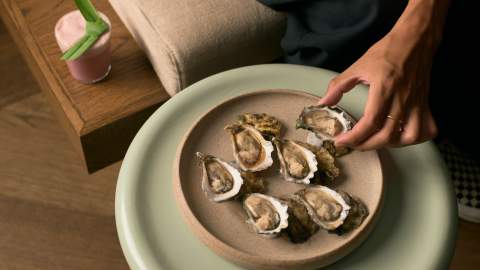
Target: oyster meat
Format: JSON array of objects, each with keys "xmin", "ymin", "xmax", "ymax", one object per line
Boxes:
[
  {"xmin": 243, "ymin": 193, "xmax": 289, "ymax": 237},
  {"xmin": 281, "ymin": 194, "xmax": 319, "ymax": 243},
  {"xmin": 225, "ymin": 124, "xmax": 274, "ymax": 172},
  {"xmin": 196, "ymin": 152, "xmax": 264, "ymax": 202},
  {"xmin": 237, "ymin": 113, "xmax": 283, "ymax": 138},
  {"xmin": 295, "ymin": 186, "xmax": 351, "ymax": 231},
  {"xmin": 296, "ymin": 105, "xmax": 355, "ymax": 156},
  {"xmin": 274, "ymin": 139, "xmax": 339, "ymax": 184},
  {"xmin": 273, "ymin": 138, "xmax": 318, "ymax": 184}
]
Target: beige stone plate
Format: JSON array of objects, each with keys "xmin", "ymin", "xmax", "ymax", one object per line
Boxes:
[{"xmin": 173, "ymin": 89, "xmax": 384, "ymax": 270}]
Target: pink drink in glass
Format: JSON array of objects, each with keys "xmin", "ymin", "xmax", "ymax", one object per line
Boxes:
[{"xmin": 55, "ymin": 10, "xmax": 111, "ymax": 84}]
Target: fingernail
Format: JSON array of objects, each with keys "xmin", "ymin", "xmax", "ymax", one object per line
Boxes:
[
  {"xmin": 335, "ymin": 140, "xmax": 347, "ymax": 147},
  {"xmin": 335, "ymin": 143, "xmax": 345, "ymax": 148},
  {"xmin": 335, "ymin": 136, "xmax": 351, "ymax": 147}
]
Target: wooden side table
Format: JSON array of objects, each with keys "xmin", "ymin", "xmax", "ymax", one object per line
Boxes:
[{"xmin": 0, "ymin": 0, "xmax": 169, "ymax": 173}]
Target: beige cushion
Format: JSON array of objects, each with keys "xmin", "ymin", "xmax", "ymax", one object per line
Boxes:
[{"xmin": 109, "ymin": 0, "xmax": 285, "ymax": 96}]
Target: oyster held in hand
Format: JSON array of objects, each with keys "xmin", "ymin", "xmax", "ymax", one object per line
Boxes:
[
  {"xmin": 296, "ymin": 105, "xmax": 355, "ymax": 156},
  {"xmin": 321, "ymin": 140, "xmax": 351, "ymax": 158},
  {"xmin": 225, "ymin": 124, "xmax": 274, "ymax": 172}
]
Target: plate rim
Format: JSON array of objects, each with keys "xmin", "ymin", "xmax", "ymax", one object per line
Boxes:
[{"xmin": 172, "ymin": 88, "xmax": 385, "ymax": 269}]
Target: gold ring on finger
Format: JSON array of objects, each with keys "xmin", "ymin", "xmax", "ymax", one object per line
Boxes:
[
  {"xmin": 386, "ymin": 115, "xmax": 404, "ymax": 133},
  {"xmin": 386, "ymin": 115, "xmax": 404, "ymax": 124}
]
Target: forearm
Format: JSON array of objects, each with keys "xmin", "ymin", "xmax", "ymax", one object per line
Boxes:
[{"xmin": 390, "ymin": 0, "xmax": 450, "ymax": 49}]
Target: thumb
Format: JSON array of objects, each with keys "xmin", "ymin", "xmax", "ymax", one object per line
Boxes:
[{"xmin": 319, "ymin": 73, "xmax": 359, "ymax": 106}]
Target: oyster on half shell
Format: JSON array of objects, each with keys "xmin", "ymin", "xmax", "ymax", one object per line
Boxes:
[
  {"xmin": 273, "ymin": 138, "xmax": 318, "ymax": 184},
  {"xmin": 295, "ymin": 186, "xmax": 351, "ymax": 231},
  {"xmin": 196, "ymin": 153, "xmax": 265, "ymax": 202},
  {"xmin": 243, "ymin": 193, "xmax": 289, "ymax": 237},
  {"xmin": 296, "ymin": 105, "xmax": 355, "ymax": 156},
  {"xmin": 274, "ymin": 139, "xmax": 339, "ymax": 184},
  {"xmin": 225, "ymin": 124, "xmax": 274, "ymax": 172}
]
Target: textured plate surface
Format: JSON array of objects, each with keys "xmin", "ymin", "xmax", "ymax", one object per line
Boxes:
[
  {"xmin": 116, "ymin": 64, "xmax": 457, "ymax": 270},
  {"xmin": 174, "ymin": 89, "xmax": 383, "ymax": 269}
]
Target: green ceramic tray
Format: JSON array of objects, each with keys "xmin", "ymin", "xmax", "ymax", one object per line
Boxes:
[{"xmin": 116, "ymin": 64, "xmax": 457, "ymax": 270}]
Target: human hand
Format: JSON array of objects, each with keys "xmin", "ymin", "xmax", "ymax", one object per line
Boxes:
[{"xmin": 318, "ymin": 13, "xmax": 445, "ymax": 150}]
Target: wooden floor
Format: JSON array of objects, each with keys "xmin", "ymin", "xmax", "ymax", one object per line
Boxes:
[{"xmin": 0, "ymin": 22, "xmax": 478, "ymax": 270}]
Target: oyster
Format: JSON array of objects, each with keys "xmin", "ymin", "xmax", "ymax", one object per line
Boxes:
[
  {"xmin": 321, "ymin": 140, "xmax": 351, "ymax": 158},
  {"xmin": 237, "ymin": 113, "xmax": 282, "ymax": 138},
  {"xmin": 332, "ymin": 191, "xmax": 369, "ymax": 235},
  {"xmin": 239, "ymin": 170, "xmax": 266, "ymax": 197},
  {"xmin": 273, "ymin": 138, "xmax": 318, "ymax": 184},
  {"xmin": 225, "ymin": 124, "xmax": 274, "ymax": 172},
  {"xmin": 274, "ymin": 139, "xmax": 339, "ymax": 184},
  {"xmin": 243, "ymin": 193, "xmax": 289, "ymax": 237},
  {"xmin": 295, "ymin": 186, "xmax": 351, "ymax": 231},
  {"xmin": 196, "ymin": 152, "xmax": 264, "ymax": 202},
  {"xmin": 281, "ymin": 194, "xmax": 319, "ymax": 243},
  {"xmin": 296, "ymin": 105, "xmax": 355, "ymax": 156},
  {"xmin": 297, "ymin": 141, "xmax": 340, "ymax": 184}
]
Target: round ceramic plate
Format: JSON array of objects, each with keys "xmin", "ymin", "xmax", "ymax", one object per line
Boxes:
[
  {"xmin": 116, "ymin": 64, "xmax": 457, "ymax": 270},
  {"xmin": 173, "ymin": 89, "xmax": 384, "ymax": 269}
]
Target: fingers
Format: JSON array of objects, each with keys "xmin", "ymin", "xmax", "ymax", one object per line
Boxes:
[
  {"xmin": 335, "ymin": 82, "xmax": 393, "ymax": 147},
  {"xmin": 397, "ymin": 107, "xmax": 437, "ymax": 145},
  {"xmin": 354, "ymin": 98, "xmax": 404, "ymax": 150},
  {"xmin": 422, "ymin": 109, "xmax": 438, "ymax": 140},
  {"xmin": 354, "ymin": 117, "xmax": 399, "ymax": 150},
  {"xmin": 397, "ymin": 106, "xmax": 422, "ymax": 145},
  {"xmin": 319, "ymin": 71, "xmax": 361, "ymax": 106},
  {"xmin": 356, "ymin": 100, "xmax": 435, "ymax": 150}
]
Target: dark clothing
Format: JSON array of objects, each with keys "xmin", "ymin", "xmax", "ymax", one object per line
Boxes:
[
  {"xmin": 258, "ymin": 0, "xmax": 406, "ymax": 72},
  {"xmin": 259, "ymin": 0, "xmax": 479, "ymax": 159},
  {"xmin": 429, "ymin": 0, "xmax": 478, "ymax": 159}
]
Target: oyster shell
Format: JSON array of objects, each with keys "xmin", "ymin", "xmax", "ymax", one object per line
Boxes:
[
  {"xmin": 225, "ymin": 124, "xmax": 274, "ymax": 172},
  {"xmin": 243, "ymin": 193, "xmax": 289, "ymax": 237},
  {"xmin": 296, "ymin": 105, "xmax": 355, "ymax": 156},
  {"xmin": 321, "ymin": 140, "xmax": 351, "ymax": 157},
  {"xmin": 239, "ymin": 170, "xmax": 266, "ymax": 197},
  {"xmin": 197, "ymin": 153, "xmax": 265, "ymax": 202},
  {"xmin": 281, "ymin": 194, "xmax": 319, "ymax": 243},
  {"xmin": 332, "ymin": 191, "xmax": 369, "ymax": 235},
  {"xmin": 273, "ymin": 138, "xmax": 318, "ymax": 184},
  {"xmin": 237, "ymin": 113, "xmax": 283, "ymax": 138},
  {"xmin": 295, "ymin": 186, "xmax": 351, "ymax": 231},
  {"xmin": 297, "ymin": 141, "xmax": 340, "ymax": 184},
  {"xmin": 274, "ymin": 139, "xmax": 339, "ymax": 184}
]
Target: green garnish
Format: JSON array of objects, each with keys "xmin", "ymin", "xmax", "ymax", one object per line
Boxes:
[{"xmin": 61, "ymin": 0, "xmax": 109, "ymax": 61}]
